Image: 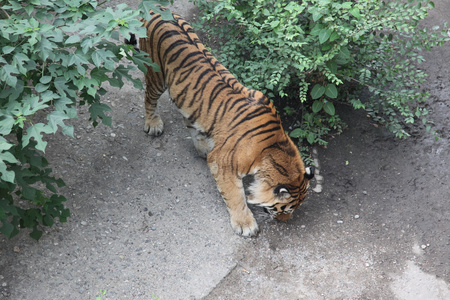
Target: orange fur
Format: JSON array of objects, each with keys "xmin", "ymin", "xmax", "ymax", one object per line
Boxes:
[{"xmin": 137, "ymin": 9, "xmax": 314, "ymax": 236}]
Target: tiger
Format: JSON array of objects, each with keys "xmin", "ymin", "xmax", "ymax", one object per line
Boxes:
[{"xmin": 129, "ymin": 8, "xmax": 315, "ymax": 237}]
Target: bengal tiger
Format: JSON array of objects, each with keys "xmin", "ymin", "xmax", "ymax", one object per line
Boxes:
[{"xmin": 129, "ymin": 8, "xmax": 315, "ymax": 237}]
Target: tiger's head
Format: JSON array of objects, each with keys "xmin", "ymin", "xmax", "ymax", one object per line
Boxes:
[{"xmin": 244, "ymin": 140, "xmax": 315, "ymax": 221}]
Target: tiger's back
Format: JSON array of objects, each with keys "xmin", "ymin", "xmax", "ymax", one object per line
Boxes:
[{"xmin": 138, "ymin": 9, "xmax": 314, "ymax": 236}]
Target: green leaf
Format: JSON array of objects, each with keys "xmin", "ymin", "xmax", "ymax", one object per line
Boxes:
[
  {"xmin": 0, "ymin": 65, "xmax": 18, "ymax": 87},
  {"xmin": 349, "ymin": 7, "xmax": 361, "ymax": 19},
  {"xmin": 30, "ymin": 227, "xmax": 43, "ymax": 241},
  {"xmin": 342, "ymin": 2, "xmax": 352, "ymax": 9},
  {"xmin": 68, "ymin": 51, "xmax": 90, "ymax": 67},
  {"xmin": 319, "ymin": 29, "xmax": 332, "ymax": 44},
  {"xmin": 326, "ymin": 61, "xmax": 337, "ymax": 73},
  {"xmin": 325, "ymin": 84, "xmax": 338, "ymax": 98},
  {"xmin": 2, "ymin": 46, "xmax": 15, "ymax": 54},
  {"xmin": 40, "ymin": 76, "xmax": 52, "ymax": 84},
  {"xmin": 312, "ymin": 100, "xmax": 323, "ymax": 113},
  {"xmin": 0, "ymin": 161, "xmax": 16, "ymax": 183},
  {"xmin": 270, "ymin": 20, "xmax": 280, "ymax": 28},
  {"xmin": 89, "ymin": 103, "xmax": 112, "ymax": 127},
  {"xmin": 0, "ymin": 151, "xmax": 18, "ymax": 164},
  {"xmin": 311, "ymin": 84, "xmax": 326, "ymax": 99},
  {"xmin": 310, "ymin": 24, "xmax": 324, "ymax": 36},
  {"xmin": 65, "ymin": 35, "xmax": 80, "ymax": 44},
  {"xmin": 307, "ymin": 132, "xmax": 315, "ymax": 144},
  {"xmin": 113, "ymin": 64, "xmax": 142, "ymax": 89},
  {"xmin": 91, "ymin": 49, "xmax": 116, "ymax": 68},
  {"xmin": 336, "ymin": 46, "xmax": 351, "ymax": 64},
  {"xmin": 0, "ymin": 222, "xmax": 14, "ymax": 238},
  {"xmin": 289, "ymin": 128, "xmax": 303, "ymax": 138},
  {"xmin": 47, "ymin": 111, "xmax": 73, "ymax": 136},
  {"xmin": 323, "ymin": 101, "xmax": 336, "ymax": 115},
  {"xmin": 0, "ymin": 115, "xmax": 15, "ymax": 135},
  {"xmin": 329, "ymin": 32, "xmax": 340, "ymax": 42},
  {"xmin": 139, "ymin": 1, "xmax": 171, "ymax": 21},
  {"xmin": 54, "ymin": 77, "xmax": 76, "ymax": 97},
  {"xmin": 35, "ymin": 83, "xmax": 49, "ymax": 93},
  {"xmin": 22, "ymin": 123, "xmax": 53, "ymax": 152}
]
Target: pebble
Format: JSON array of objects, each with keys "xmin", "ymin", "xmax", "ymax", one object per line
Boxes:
[
  {"xmin": 354, "ymin": 215, "xmax": 360, "ymax": 219},
  {"xmin": 81, "ymin": 221, "xmax": 87, "ymax": 226},
  {"xmin": 363, "ymin": 191, "xmax": 368, "ymax": 195},
  {"xmin": 110, "ymin": 133, "xmax": 116, "ymax": 137},
  {"xmin": 13, "ymin": 246, "xmax": 20, "ymax": 253},
  {"xmin": 337, "ymin": 220, "xmax": 344, "ymax": 224}
]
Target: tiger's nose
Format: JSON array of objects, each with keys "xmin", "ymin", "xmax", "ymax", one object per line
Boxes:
[{"xmin": 275, "ymin": 212, "xmax": 292, "ymax": 222}]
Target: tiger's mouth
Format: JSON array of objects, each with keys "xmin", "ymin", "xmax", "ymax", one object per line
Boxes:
[{"xmin": 263, "ymin": 207, "xmax": 292, "ymax": 221}]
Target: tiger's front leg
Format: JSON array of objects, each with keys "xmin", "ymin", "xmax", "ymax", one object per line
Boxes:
[{"xmin": 208, "ymin": 156, "xmax": 259, "ymax": 237}]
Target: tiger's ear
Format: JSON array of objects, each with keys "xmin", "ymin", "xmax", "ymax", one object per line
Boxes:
[{"xmin": 305, "ymin": 166, "xmax": 315, "ymax": 180}]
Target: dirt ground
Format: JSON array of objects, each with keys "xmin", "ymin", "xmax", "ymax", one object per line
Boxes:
[{"xmin": 1, "ymin": 1, "xmax": 449, "ymax": 299}]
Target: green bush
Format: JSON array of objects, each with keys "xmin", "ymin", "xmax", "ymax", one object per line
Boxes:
[
  {"xmin": 0, "ymin": 0, "xmax": 169, "ymax": 240},
  {"xmin": 192, "ymin": 0, "xmax": 449, "ymax": 145}
]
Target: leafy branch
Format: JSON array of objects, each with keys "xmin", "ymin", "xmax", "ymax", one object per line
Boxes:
[{"xmin": 0, "ymin": 0, "xmax": 170, "ymax": 240}]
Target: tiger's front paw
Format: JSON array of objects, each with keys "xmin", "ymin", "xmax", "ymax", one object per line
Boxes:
[
  {"xmin": 144, "ymin": 115, "xmax": 164, "ymax": 136},
  {"xmin": 230, "ymin": 212, "xmax": 259, "ymax": 237}
]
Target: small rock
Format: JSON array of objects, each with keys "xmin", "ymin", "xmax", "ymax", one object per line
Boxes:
[
  {"xmin": 110, "ymin": 133, "xmax": 116, "ymax": 137},
  {"xmin": 421, "ymin": 244, "xmax": 427, "ymax": 249},
  {"xmin": 312, "ymin": 185, "xmax": 323, "ymax": 193},
  {"xmin": 337, "ymin": 220, "xmax": 344, "ymax": 224},
  {"xmin": 363, "ymin": 191, "xmax": 368, "ymax": 195},
  {"xmin": 81, "ymin": 221, "xmax": 87, "ymax": 226},
  {"xmin": 13, "ymin": 246, "xmax": 20, "ymax": 253},
  {"xmin": 354, "ymin": 215, "xmax": 360, "ymax": 219}
]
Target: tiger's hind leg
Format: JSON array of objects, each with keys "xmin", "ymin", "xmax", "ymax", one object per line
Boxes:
[
  {"xmin": 183, "ymin": 117, "xmax": 214, "ymax": 158},
  {"xmin": 142, "ymin": 57, "xmax": 165, "ymax": 136},
  {"xmin": 143, "ymin": 83, "xmax": 164, "ymax": 136}
]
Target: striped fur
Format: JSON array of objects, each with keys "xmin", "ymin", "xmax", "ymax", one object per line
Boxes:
[{"xmin": 137, "ymin": 9, "xmax": 314, "ymax": 236}]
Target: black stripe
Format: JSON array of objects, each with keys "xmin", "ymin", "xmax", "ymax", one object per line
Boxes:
[
  {"xmin": 173, "ymin": 52, "xmax": 204, "ymax": 72},
  {"xmin": 229, "ymin": 106, "xmax": 273, "ymax": 131},
  {"xmin": 207, "ymin": 83, "xmax": 227, "ymax": 112},
  {"xmin": 193, "ymin": 69, "xmax": 214, "ymax": 90},
  {"xmin": 271, "ymin": 158, "xmax": 289, "ymax": 177},
  {"xmin": 258, "ymin": 133, "xmax": 275, "ymax": 143},
  {"xmin": 249, "ymin": 125, "xmax": 282, "ymax": 139},
  {"xmin": 174, "ymin": 83, "xmax": 191, "ymax": 108},
  {"xmin": 230, "ymin": 120, "xmax": 280, "ymax": 149},
  {"xmin": 165, "ymin": 42, "xmax": 188, "ymax": 63}
]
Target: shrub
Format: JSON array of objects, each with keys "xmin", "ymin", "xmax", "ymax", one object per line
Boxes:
[
  {"xmin": 0, "ymin": 0, "xmax": 169, "ymax": 240},
  {"xmin": 192, "ymin": 0, "xmax": 449, "ymax": 145}
]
